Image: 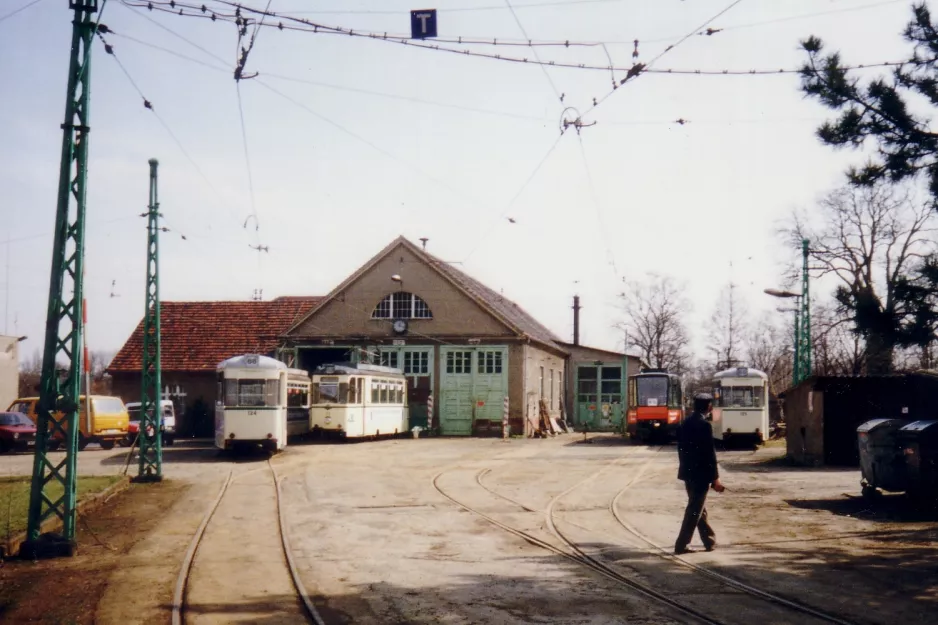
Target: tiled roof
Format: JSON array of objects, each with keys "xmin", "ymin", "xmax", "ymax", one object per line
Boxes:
[
  {"xmin": 423, "ymin": 249, "xmax": 565, "ymax": 350},
  {"xmin": 107, "ymin": 298, "xmax": 321, "ymax": 373}
]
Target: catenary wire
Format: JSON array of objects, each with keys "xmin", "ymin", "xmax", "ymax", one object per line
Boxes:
[
  {"xmin": 462, "ymin": 131, "xmax": 566, "ymax": 263},
  {"xmin": 95, "ymin": 32, "xmax": 246, "ymax": 226},
  {"xmin": 504, "ymin": 0, "xmax": 563, "ymax": 104},
  {"xmin": 108, "ymin": 30, "xmax": 554, "ymax": 122},
  {"xmin": 282, "ymin": 0, "xmax": 628, "ymax": 15},
  {"xmin": 117, "ymin": 0, "xmax": 911, "ymax": 80},
  {"xmin": 0, "ymin": 0, "xmax": 46, "ymax": 24},
  {"xmin": 583, "ymin": 0, "xmax": 746, "ymax": 119},
  {"xmin": 577, "ymin": 134, "xmax": 618, "ymax": 281}
]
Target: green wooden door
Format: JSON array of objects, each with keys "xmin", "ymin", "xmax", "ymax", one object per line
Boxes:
[
  {"xmin": 439, "ymin": 347, "xmax": 508, "ymax": 435},
  {"xmin": 576, "ymin": 365, "xmax": 624, "ymax": 431},
  {"xmin": 378, "ymin": 347, "xmax": 433, "ymax": 430}
]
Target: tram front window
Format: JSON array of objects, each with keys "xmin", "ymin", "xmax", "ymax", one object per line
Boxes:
[
  {"xmin": 717, "ymin": 386, "xmax": 763, "ymax": 408},
  {"xmin": 313, "ymin": 377, "xmax": 348, "ymax": 404},
  {"xmin": 636, "ymin": 377, "xmax": 668, "ymax": 407},
  {"xmin": 225, "ymin": 379, "xmax": 279, "ymax": 407}
]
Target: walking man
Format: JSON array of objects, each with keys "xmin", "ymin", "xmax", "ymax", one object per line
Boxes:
[{"xmin": 674, "ymin": 393, "xmax": 724, "ymax": 554}]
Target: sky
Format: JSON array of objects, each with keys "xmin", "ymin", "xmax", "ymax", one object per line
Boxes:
[{"xmin": 0, "ymin": 0, "xmax": 924, "ymax": 363}]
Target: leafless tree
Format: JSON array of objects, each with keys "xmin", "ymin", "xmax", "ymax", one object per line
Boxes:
[
  {"xmin": 785, "ymin": 183, "xmax": 937, "ymax": 373},
  {"xmin": 744, "ymin": 315, "xmax": 793, "ymax": 396},
  {"xmin": 619, "ymin": 274, "xmax": 691, "ymax": 374},
  {"xmin": 707, "ymin": 282, "xmax": 748, "ymax": 369},
  {"xmin": 811, "ymin": 303, "xmax": 866, "ymax": 376}
]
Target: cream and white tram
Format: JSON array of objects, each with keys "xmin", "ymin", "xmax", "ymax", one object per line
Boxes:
[
  {"xmin": 711, "ymin": 366, "xmax": 770, "ymax": 446},
  {"xmin": 310, "ymin": 363, "xmax": 408, "ymax": 439},
  {"xmin": 215, "ymin": 354, "xmax": 309, "ymax": 452}
]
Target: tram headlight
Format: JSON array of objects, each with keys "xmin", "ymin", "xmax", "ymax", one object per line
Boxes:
[
  {"xmin": 267, "ymin": 433, "xmax": 273, "ymax": 439},
  {"xmin": 229, "ymin": 433, "xmax": 236, "ymax": 439}
]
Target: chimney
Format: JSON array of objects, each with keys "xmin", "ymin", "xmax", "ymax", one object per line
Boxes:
[
  {"xmin": 572, "ymin": 295, "xmax": 581, "ymax": 346},
  {"xmin": 419, "ymin": 237, "xmax": 429, "ymax": 250}
]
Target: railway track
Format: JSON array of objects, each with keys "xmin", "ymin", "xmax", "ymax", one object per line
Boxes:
[
  {"xmin": 450, "ymin": 443, "xmax": 862, "ymax": 625},
  {"xmin": 434, "ymin": 457, "xmax": 730, "ymax": 625},
  {"xmin": 607, "ymin": 446, "xmax": 859, "ymax": 625},
  {"xmin": 171, "ymin": 460, "xmax": 325, "ymax": 625}
]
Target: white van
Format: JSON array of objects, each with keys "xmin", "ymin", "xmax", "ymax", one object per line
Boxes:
[{"xmin": 124, "ymin": 399, "xmax": 176, "ymax": 446}]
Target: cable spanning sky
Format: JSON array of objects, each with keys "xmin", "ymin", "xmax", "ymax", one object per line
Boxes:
[{"xmin": 0, "ymin": 0, "xmax": 921, "ymax": 361}]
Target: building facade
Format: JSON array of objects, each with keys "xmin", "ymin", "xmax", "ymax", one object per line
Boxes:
[
  {"xmin": 108, "ymin": 237, "xmax": 571, "ymax": 436},
  {"xmin": 557, "ymin": 342, "xmax": 642, "ymax": 432}
]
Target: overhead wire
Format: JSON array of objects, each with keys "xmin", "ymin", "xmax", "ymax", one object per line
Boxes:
[
  {"xmin": 282, "ymin": 0, "xmax": 628, "ymax": 15},
  {"xmin": 253, "ymin": 79, "xmax": 489, "ymax": 217},
  {"xmin": 0, "ymin": 0, "xmax": 46, "ymax": 24},
  {"xmin": 94, "ymin": 30, "xmax": 243, "ymax": 226},
  {"xmin": 462, "ymin": 131, "xmax": 566, "ymax": 263},
  {"xmin": 110, "ymin": 31, "xmax": 554, "ymax": 122},
  {"xmin": 117, "ymin": 0, "xmax": 911, "ymax": 81},
  {"xmin": 582, "ymin": 0, "xmax": 746, "ymax": 119},
  {"xmin": 576, "ymin": 134, "xmax": 617, "ymax": 281},
  {"xmin": 504, "ymin": 0, "xmax": 563, "ymax": 104}
]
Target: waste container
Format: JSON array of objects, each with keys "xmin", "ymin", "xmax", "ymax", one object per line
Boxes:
[
  {"xmin": 898, "ymin": 420, "xmax": 938, "ymax": 499},
  {"xmin": 857, "ymin": 419, "xmax": 910, "ymax": 496}
]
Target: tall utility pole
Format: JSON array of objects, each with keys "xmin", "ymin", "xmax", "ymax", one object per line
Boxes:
[
  {"xmin": 24, "ymin": 0, "xmax": 99, "ymax": 558},
  {"xmin": 796, "ymin": 239, "xmax": 812, "ymax": 384},
  {"xmin": 138, "ymin": 159, "xmax": 163, "ymax": 482}
]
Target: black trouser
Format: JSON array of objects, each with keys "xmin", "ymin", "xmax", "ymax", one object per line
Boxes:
[{"xmin": 675, "ymin": 480, "xmax": 716, "ymax": 550}]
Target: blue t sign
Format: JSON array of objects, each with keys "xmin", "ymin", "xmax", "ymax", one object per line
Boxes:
[{"xmin": 410, "ymin": 9, "xmax": 438, "ymax": 39}]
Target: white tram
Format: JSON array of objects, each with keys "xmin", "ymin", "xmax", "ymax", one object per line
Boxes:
[
  {"xmin": 711, "ymin": 366, "xmax": 770, "ymax": 445},
  {"xmin": 215, "ymin": 354, "xmax": 309, "ymax": 452},
  {"xmin": 310, "ymin": 363, "xmax": 408, "ymax": 439}
]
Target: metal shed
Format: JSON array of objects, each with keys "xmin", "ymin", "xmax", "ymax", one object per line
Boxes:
[{"xmin": 781, "ymin": 372, "xmax": 938, "ymax": 466}]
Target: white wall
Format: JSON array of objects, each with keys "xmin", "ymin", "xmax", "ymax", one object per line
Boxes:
[{"xmin": 0, "ymin": 336, "xmax": 20, "ymax": 410}]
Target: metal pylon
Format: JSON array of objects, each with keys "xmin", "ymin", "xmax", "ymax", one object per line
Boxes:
[
  {"xmin": 796, "ymin": 238, "xmax": 812, "ymax": 383},
  {"xmin": 137, "ymin": 159, "xmax": 163, "ymax": 481},
  {"xmin": 24, "ymin": 0, "xmax": 99, "ymax": 557}
]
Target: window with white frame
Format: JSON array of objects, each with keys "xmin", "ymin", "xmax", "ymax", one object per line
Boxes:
[
  {"xmin": 477, "ymin": 350, "xmax": 503, "ymax": 374},
  {"xmin": 380, "ymin": 351, "xmax": 399, "ymax": 369},
  {"xmin": 539, "ymin": 366, "xmax": 545, "ymax": 399},
  {"xmin": 372, "ymin": 292, "xmax": 433, "ymax": 319},
  {"xmin": 550, "ymin": 369, "xmax": 554, "ymax": 409},
  {"xmin": 404, "ymin": 351, "xmax": 429, "ymax": 375},
  {"xmin": 446, "ymin": 351, "xmax": 472, "ymax": 374}
]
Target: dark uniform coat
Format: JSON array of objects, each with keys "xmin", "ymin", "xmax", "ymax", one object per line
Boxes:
[{"xmin": 677, "ymin": 411, "xmax": 719, "ymax": 486}]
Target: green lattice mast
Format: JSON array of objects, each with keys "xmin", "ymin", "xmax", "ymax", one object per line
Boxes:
[
  {"xmin": 137, "ymin": 159, "xmax": 163, "ymax": 481},
  {"xmin": 23, "ymin": 0, "xmax": 99, "ymax": 558},
  {"xmin": 796, "ymin": 239, "xmax": 812, "ymax": 383}
]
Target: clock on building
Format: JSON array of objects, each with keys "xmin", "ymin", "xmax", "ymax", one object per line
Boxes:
[{"xmin": 392, "ymin": 319, "xmax": 408, "ymax": 334}]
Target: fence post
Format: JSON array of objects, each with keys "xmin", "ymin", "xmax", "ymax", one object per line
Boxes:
[
  {"xmin": 502, "ymin": 396, "xmax": 509, "ymax": 440},
  {"xmin": 427, "ymin": 394, "xmax": 434, "ymax": 435}
]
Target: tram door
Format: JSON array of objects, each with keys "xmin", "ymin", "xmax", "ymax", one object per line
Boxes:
[{"xmin": 576, "ymin": 365, "xmax": 624, "ymax": 431}]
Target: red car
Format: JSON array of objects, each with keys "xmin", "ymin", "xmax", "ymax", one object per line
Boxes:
[{"xmin": 0, "ymin": 411, "xmax": 37, "ymax": 452}]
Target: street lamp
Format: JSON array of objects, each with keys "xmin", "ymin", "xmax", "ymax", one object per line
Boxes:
[{"xmin": 766, "ymin": 289, "xmax": 802, "ymax": 388}]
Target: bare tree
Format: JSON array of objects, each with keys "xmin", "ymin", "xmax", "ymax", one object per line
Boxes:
[
  {"xmin": 707, "ymin": 282, "xmax": 748, "ymax": 369},
  {"xmin": 619, "ymin": 275, "xmax": 691, "ymax": 373},
  {"xmin": 744, "ymin": 315, "xmax": 793, "ymax": 396},
  {"xmin": 786, "ymin": 183, "xmax": 937, "ymax": 373},
  {"xmin": 811, "ymin": 303, "xmax": 866, "ymax": 376}
]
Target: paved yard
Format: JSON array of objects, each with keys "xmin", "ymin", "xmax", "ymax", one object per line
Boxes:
[{"xmin": 1, "ymin": 434, "xmax": 935, "ymax": 624}]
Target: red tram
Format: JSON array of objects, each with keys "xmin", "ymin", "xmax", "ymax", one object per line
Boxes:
[{"xmin": 625, "ymin": 370, "xmax": 684, "ymax": 442}]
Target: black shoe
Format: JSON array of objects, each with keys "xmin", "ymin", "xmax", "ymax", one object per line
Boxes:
[
  {"xmin": 674, "ymin": 546, "xmax": 697, "ymax": 555},
  {"xmin": 704, "ymin": 541, "xmax": 716, "ymax": 552}
]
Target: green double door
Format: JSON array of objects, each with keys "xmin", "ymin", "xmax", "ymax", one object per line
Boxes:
[
  {"xmin": 439, "ymin": 346, "xmax": 509, "ymax": 435},
  {"xmin": 377, "ymin": 347, "xmax": 434, "ymax": 430},
  {"xmin": 576, "ymin": 364, "xmax": 624, "ymax": 431}
]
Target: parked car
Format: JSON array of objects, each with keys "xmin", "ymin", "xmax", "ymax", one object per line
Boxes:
[
  {"xmin": 123, "ymin": 400, "xmax": 176, "ymax": 447},
  {"xmin": 0, "ymin": 411, "xmax": 37, "ymax": 452},
  {"xmin": 5, "ymin": 395, "xmax": 129, "ymax": 450}
]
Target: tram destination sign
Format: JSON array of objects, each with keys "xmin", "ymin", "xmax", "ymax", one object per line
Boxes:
[{"xmin": 410, "ymin": 9, "xmax": 438, "ymax": 39}]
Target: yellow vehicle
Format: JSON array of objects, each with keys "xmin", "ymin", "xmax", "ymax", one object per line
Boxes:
[{"xmin": 6, "ymin": 395, "xmax": 130, "ymax": 451}]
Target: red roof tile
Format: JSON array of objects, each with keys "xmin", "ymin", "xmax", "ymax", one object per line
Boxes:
[{"xmin": 107, "ymin": 299, "xmax": 322, "ymax": 373}]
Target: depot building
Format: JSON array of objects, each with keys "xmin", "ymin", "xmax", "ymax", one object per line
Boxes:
[{"xmin": 109, "ymin": 236, "xmax": 607, "ymax": 437}]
